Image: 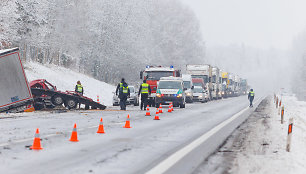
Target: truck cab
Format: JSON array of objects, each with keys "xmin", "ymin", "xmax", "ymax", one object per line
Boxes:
[
  {"xmin": 221, "ymin": 71, "xmax": 229, "ymax": 98},
  {"xmin": 211, "ymin": 67, "xmax": 221, "ymax": 99},
  {"xmin": 140, "ymin": 65, "xmax": 180, "ymax": 106},
  {"xmin": 155, "ymin": 77, "xmax": 185, "ymax": 108}
]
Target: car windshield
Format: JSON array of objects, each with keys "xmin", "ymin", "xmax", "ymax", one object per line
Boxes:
[
  {"xmin": 193, "ymin": 83, "xmax": 202, "ymax": 87},
  {"xmin": 144, "ymin": 71, "xmax": 173, "ymax": 80},
  {"xmin": 129, "ymin": 87, "xmax": 134, "ymax": 93},
  {"xmin": 193, "ymin": 88, "xmax": 203, "ymax": 93},
  {"xmin": 158, "ymin": 81, "xmax": 182, "ymax": 89},
  {"xmin": 191, "ymin": 75, "xmax": 208, "ymax": 83},
  {"xmin": 183, "ymin": 81, "xmax": 191, "ymax": 89}
]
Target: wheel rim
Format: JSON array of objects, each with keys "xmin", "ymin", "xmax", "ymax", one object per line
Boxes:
[
  {"xmin": 55, "ymin": 97, "xmax": 63, "ymax": 104},
  {"xmin": 68, "ymin": 100, "xmax": 76, "ymax": 107}
]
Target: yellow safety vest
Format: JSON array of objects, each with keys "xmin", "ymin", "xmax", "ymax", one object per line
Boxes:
[
  {"xmin": 250, "ymin": 91, "xmax": 254, "ymax": 97},
  {"xmin": 76, "ymin": 84, "xmax": 83, "ymax": 93},
  {"xmin": 123, "ymin": 86, "xmax": 129, "ymax": 93},
  {"xmin": 141, "ymin": 83, "xmax": 149, "ymax": 94}
]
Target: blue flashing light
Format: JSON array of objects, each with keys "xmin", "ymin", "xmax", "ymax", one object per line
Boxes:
[
  {"xmin": 146, "ymin": 65, "xmax": 150, "ymax": 68},
  {"xmin": 170, "ymin": 65, "xmax": 174, "ymax": 68},
  {"xmin": 173, "ymin": 94, "xmax": 177, "ymax": 97}
]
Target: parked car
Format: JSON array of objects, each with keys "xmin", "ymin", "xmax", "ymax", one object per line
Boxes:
[
  {"xmin": 192, "ymin": 86, "xmax": 206, "ymax": 103},
  {"xmin": 113, "ymin": 86, "xmax": 139, "ymax": 106}
]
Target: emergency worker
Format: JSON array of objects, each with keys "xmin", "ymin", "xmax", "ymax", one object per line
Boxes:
[
  {"xmin": 119, "ymin": 81, "xmax": 130, "ymax": 110},
  {"xmin": 248, "ymin": 89, "xmax": 255, "ymax": 107},
  {"xmin": 138, "ymin": 80, "xmax": 151, "ymax": 110},
  {"xmin": 116, "ymin": 78, "xmax": 125, "ymax": 96},
  {"xmin": 75, "ymin": 81, "xmax": 83, "ymax": 95}
]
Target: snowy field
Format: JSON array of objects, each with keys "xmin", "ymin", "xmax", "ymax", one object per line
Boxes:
[
  {"xmin": 24, "ymin": 62, "xmax": 115, "ymax": 106},
  {"xmin": 196, "ymin": 93, "xmax": 306, "ymax": 174}
]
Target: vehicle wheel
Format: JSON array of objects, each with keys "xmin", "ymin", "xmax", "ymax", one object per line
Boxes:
[
  {"xmin": 51, "ymin": 95, "xmax": 64, "ymax": 106},
  {"xmin": 180, "ymin": 103, "xmax": 185, "ymax": 108},
  {"xmin": 66, "ymin": 99, "xmax": 77, "ymax": 109}
]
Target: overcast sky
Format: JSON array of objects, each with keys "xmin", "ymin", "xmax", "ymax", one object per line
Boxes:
[{"xmin": 181, "ymin": 0, "xmax": 306, "ymax": 50}]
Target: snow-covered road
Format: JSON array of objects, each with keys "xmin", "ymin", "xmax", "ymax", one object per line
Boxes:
[{"xmin": 0, "ymin": 96, "xmax": 262, "ymax": 174}]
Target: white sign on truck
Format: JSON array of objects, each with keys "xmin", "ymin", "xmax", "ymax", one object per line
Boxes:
[{"xmin": 0, "ymin": 48, "xmax": 33, "ymax": 112}]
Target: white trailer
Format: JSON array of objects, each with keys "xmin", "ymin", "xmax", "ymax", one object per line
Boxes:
[{"xmin": 0, "ymin": 48, "xmax": 33, "ymax": 112}]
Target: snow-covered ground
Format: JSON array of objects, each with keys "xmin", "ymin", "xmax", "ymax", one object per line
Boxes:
[
  {"xmin": 196, "ymin": 93, "xmax": 306, "ymax": 174},
  {"xmin": 24, "ymin": 62, "xmax": 115, "ymax": 106}
]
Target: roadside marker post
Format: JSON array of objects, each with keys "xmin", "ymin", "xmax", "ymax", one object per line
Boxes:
[
  {"xmin": 97, "ymin": 95, "xmax": 100, "ymax": 104},
  {"xmin": 286, "ymin": 118, "xmax": 293, "ymax": 152},
  {"xmin": 276, "ymin": 97, "xmax": 278, "ymax": 108},
  {"xmin": 281, "ymin": 106, "xmax": 284, "ymax": 124}
]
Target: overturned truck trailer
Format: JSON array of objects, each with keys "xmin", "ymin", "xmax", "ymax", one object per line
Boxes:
[{"xmin": 0, "ymin": 48, "xmax": 33, "ymax": 112}]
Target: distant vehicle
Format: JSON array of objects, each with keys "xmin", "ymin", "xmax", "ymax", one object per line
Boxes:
[
  {"xmin": 0, "ymin": 48, "xmax": 34, "ymax": 113},
  {"xmin": 212, "ymin": 67, "xmax": 221, "ymax": 99},
  {"xmin": 192, "ymin": 86, "xmax": 206, "ymax": 103},
  {"xmin": 155, "ymin": 77, "xmax": 186, "ymax": 108},
  {"xmin": 182, "ymin": 74, "xmax": 194, "ymax": 103},
  {"xmin": 240, "ymin": 79, "xmax": 248, "ymax": 95},
  {"xmin": 192, "ymin": 78, "xmax": 205, "ymax": 88},
  {"xmin": 30, "ymin": 79, "xmax": 106, "ymax": 110},
  {"xmin": 228, "ymin": 73, "xmax": 234, "ymax": 97},
  {"xmin": 113, "ymin": 86, "xmax": 139, "ymax": 106},
  {"xmin": 221, "ymin": 71, "xmax": 229, "ymax": 98},
  {"xmin": 140, "ymin": 65, "xmax": 181, "ymax": 106},
  {"xmin": 186, "ymin": 64, "xmax": 213, "ymax": 99}
]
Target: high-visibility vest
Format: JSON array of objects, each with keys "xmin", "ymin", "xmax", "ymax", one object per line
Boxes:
[
  {"xmin": 141, "ymin": 83, "xmax": 149, "ymax": 93},
  {"xmin": 76, "ymin": 84, "xmax": 83, "ymax": 93},
  {"xmin": 249, "ymin": 91, "xmax": 254, "ymax": 97},
  {"xmin": 122, "ymin": 86, "xmax": 129, "ymax": 93},
  {"xmin": 120, "ymin": 83, "xmax": 123, "ymax": 88}
]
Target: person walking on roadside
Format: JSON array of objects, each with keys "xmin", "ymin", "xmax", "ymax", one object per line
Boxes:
[
  {"xmin": 118, "ymin": 79, "xmax": 130, "ymax": 110},
  {"xmin": 116, "ymin": 78, "xmax": 125, "ymax": 96},
  {"xmin": 248, "ymin": 89, "xmax": 255, "ymax": 107},
  {"xmin": 138, "ymin": 79, "xmax": 151, "ymax": 110}
]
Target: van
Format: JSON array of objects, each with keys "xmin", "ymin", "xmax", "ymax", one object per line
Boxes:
[
  {"xmin": 182, "ymin": 74, "xmax": 194, "ymax": 103},
  {"xmin": 155, "ymin": 77, "xmax": 186, "ymax": 108}
]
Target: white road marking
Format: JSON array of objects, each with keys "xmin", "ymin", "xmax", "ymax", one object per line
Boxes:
[{"xmin": 145, "ymin": 98, "xmax": 262, "ymax": 174}]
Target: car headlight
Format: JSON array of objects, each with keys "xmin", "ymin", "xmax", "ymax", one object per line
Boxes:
[
  {"xmin": 156, "ymin": 93, "xmax": 161, "ymax": 97},
  {"xmin": 186, "ymin": 92, "xmax": 191, "ymax": 96},
  {"xmin": 177, "ymin": 93, "xmax": 183, "ymax": 98},
  {"xmin": 198, "ymin": 95, "xmax": 203, "ymax": 98}
]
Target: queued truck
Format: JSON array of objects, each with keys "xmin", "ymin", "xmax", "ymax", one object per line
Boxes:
[
  {"xmin": 221, "ymin": 71, "xmax": 229, "ymax": 98},
  {"xmin": 233, "ymin": 75, "xmax": 240, "ymax": 96},
  {"xmin": 0, "ymin": 48, "xmax": 34, "ymax": 112},
  {"xmin": 240, "ymin": 79, "xmax": 248, "ymax": 95},
  {"xmin": 211, "ymin": 67, "xmax": 221, "ymax": 99},
  {"xmin": 140, "ymin": 65, "xmax": 181, "ymax": 107},
  {"xmin": 186, "ymin": 64, "xmax": 212, "ymax": 99}
]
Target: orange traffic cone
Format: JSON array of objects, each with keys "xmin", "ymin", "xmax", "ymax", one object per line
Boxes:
[
  {"xmin": 159, "ymin": 104, "xmax": 163, "ymax": 113},
  {"xmin": 123, "ymin": 114, "xmax": 132, "ymax": 128},
  {"xmin": 97, "ymin": 118, "xmax": 105, "ymax": 133},
  {"xmin": 69, "ymin": 123, "xmax": 79, "ymax": 142},
  {"xmin": 145, "ymin": 105, "xmax": 151, "ymax": 116},
  {"xmin": 154, "ymin": 108, "xmax": 160, "ymax": 120},
  {"xmin": 30, "ymin": 128, "xmax": 43, "ymax": 150},
  {"xmin": 168, "ymin": 104, "xmax": 172, "ymax": 113}
]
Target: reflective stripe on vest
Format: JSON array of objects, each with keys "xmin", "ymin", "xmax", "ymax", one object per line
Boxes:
[
  {"xmin": 77, "ymin": 84, "xmax": 83, "ymax": 93},
  {"xmin": 250, "ymin": 91, "xmax": 254, "ymax": 97},
  {"xmin": 120, "ymin": 83, "xmax": 123, "ymax": 88},
  {"xmin": 141, "ymin": 83, "xmax": 149, "ymax": 93},
  {"xmin": 123, "ymin": 86, "xmax": 128, "ymax": 93}
]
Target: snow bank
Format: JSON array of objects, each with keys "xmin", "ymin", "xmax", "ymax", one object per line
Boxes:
[
  {"xmin": 231, "ymin": 94, "xmax": 306, "ymax": 174},
  {"xmin": 24, "ymin": 62, "xmax": 115, "ymax": 106}
]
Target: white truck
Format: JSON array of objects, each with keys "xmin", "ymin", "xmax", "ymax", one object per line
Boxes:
[
  {"xmin": 234, "ymin": 75, "xmax": 240, "ymax": 96},
  {"xmin": 0, "ymin": 48, "xmax": 34, "ymax": 112},
  {"xmin": 212, "ymin": 67, "xmax": 221, "ymax": 99},
  {"xmin": 186, "ymin": 64, "xmax": 212, "ymax": 99},
  {"xmin": 182, "ymin": 74, "xmax": 194, "ymax": 103},
  {"xmin": 228, "ymin": 73, "xmax": 234, "ymax": 97}
]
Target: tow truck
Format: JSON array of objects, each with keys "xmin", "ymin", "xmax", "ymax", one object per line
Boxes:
[
  {"xmin": 140, "ymin": 65, "xmax": 181, "ymax": 106},
  {"xmin": 30, "ymin": 79, "xmax": 106, "ymax": 110}
]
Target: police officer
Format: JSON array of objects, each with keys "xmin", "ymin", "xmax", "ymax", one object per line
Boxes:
[
  {"xmin": 75, "ymin": 81, "xmax": 83, "ymax": 95},
  {"xmin": 116, "ymin": 78, "xmax": 125, "ymax": 96},
  {"xmin": 248, "ymin": 89, "xmax": 255, "ymax": 107},
  {"xmin": 138, "ymin": 80, "xmax": 151, "ymax": 110},
  {"xmin": 118, "ymin": 79, "xmax": 130, "ymax": 110}
]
